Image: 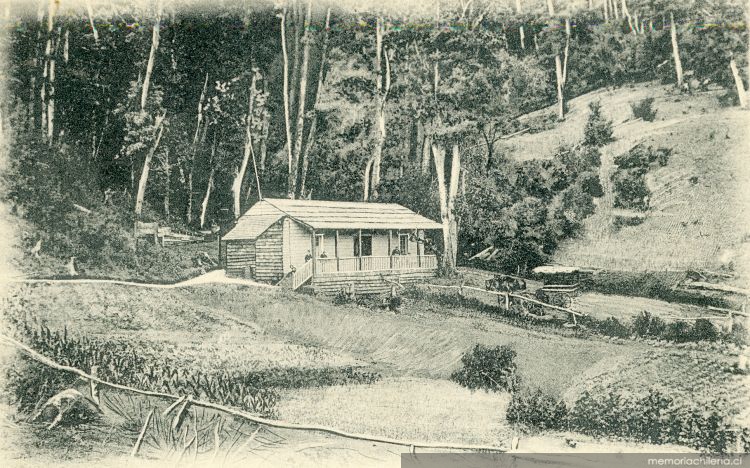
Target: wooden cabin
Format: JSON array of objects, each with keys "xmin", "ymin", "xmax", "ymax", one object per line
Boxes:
[{"xmin": 221, "ymin": 199, "xmax": 443, "ymax": 293}]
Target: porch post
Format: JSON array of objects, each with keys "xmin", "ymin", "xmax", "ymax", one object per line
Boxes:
[
  {"xmin": 334, "ymin": 230, "xmax": 340, "ymax": 272},
  {"xmin": 311, "ymin": 228, "xmax": 317, "ymax": 275},
  {"xmin": 358, "ymin": 229, "xmax": 362, "ymax": 271},
  {"xmin": 417, "ymin": 229, "xmax": 421, "ymax": 267},
  {"xmin": 388, "ymin": 229, "xmax": 393, "ymax": 268}
]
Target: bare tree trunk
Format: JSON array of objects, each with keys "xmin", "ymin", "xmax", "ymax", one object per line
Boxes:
[
  {"xmin": 259, "ymin": 109, "xmax": 269, "ymax": 176},
  {"xmin": 730, "ymin": 58, "xmax": 748, "ymax": 108},
  {"xmin": 421, "ymin": 134, "xmax": 431, "ymax": 174},
  {"xmin": 279, "ymin": 8, "xmax": 294, "ymax": 198},
  {"xmin": 670, "ymin": 12, "xmax": 684, "ymax": 88},
  {"xmin": 134, "ymin": 114, "xmax": 166, "ymax": 219},
  {"xmin": 611, "ymin": 0, "xmax": 619, "ymax": 20},
  {"xmin": 199, "ymin": 168, "xmax": 214, "ymax": 229},
  {"xmin": 546, "ymin": 0, "xmax": 555, "ymax": 16},
  {"xmin": 232, "ymin": 75, "xmax": 258, "ymax": 219},
  {"xmin": 555, "ymin": 55, "xmax": 565, "ymax": 119},
  {"xmin": 186, "ymin": 73, "xmax": 208, "ymax": 225},
  {"xmin": 85, "ymin": 0, "xmax": 99, "ymax": 43},
  {"xmin": 370, "ymin": 17, "xmax": 391, "ymax": 201},
  {"xmin": 289, "ymin": 0, "xmax": 302, "ymax": 124},
  {"xmin": 141, "ymin": 12, "xmax": 161, "ymax": 112},
  {"xmin": 622, "ymin": 0, "xmax": 634, "ymax": 33},
  {"xmin": 516, "ymin": 0, "xmax": 525, "ymax": 50},
  {"xmin": 432, "ymin": 143, "xmax": 461, "ymax": 271},
  {"xmin": 362, "ymin": 157, "xmax": 373, "ymax": 202},
  {"xmin": 290, "ymin": 0, "xmax": 312, "ymax": 199},
  {"xmin": 299, "ymin": 8, "xmax": 331, "ymax": 197}
]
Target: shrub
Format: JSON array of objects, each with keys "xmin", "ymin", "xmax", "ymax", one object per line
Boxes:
[
  {"xmin": 450, "ymin": 344, "xmax": 520, "ymax": 393},
  {"xmin": 611, "ymin": 168, "xmax": 650, "ymax": 211},
  {"xmin": 692, "ymin": 319, "xmax": 719, "ymax": 342},
  {"xmin": 506, "ymin": 388, "xmax": 568, "ymax": 430},
  {"xmin": 664, "ymin": 321, "xmax": 693, "ymax": 343},
  {"xmin": 632, "ymin": 311, "xmax": 666, "ymax": 338},
  {"xmin": 596, "ymin": 317, "xmax": 630, "ymax": 338},
  {"xmin": 583, "ymin": 101, "xmax": 615, "ymax": 147},
  {"xmin": 631, "ymin": 97, "xmax": 657, "ymax": 122}
]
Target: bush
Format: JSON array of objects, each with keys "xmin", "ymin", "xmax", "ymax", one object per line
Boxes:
[
  {"xmin": 692, "ymin": 319, "xmax": 719, "ymax": 342},
  {"xmin": 631, "ymin": 97, "xmax": 657, "ymax": 122},
  {"xmin": 583, "ymin": 101, "xmax": 615, "ymax": 147},
  {"xmin": 450, "ymin": 344, "xmax": 520, "ymax": 393},
  {"xmin": 596, "ymin": 317, "xmax": 630, "ymax": 338},
  {"xmin": 632, "ymin": 311, "xmax": 666, "ymax": 338},
  {"xmin": 506, "ymin": 388, "xmax": 568, "ymax": 430},
  {"xmin": 611, "ymin": 168, "xmax": 650, "ymax": 211},
  {"xmin": 664, "ymin": 321, "xmax": 693, "ymax": 343}
]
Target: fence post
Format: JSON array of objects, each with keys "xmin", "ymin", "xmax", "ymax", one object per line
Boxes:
[{"xmin": 90, "ymin": 365, "xmax": 100, "ymax": 406}]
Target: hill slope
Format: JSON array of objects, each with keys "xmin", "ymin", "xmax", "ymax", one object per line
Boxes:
[{"xmin": 502, "ymin": 83, "xmax": 750, "ymax": 285}]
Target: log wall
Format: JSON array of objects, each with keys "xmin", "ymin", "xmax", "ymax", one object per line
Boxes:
[
  {"xmin": 310, "ymin": 268, "xmax": 437, "ymax": 295},
  {"xmin": 256, "ymin": 221, "xmax": 284, "ymax": 283},
  {"xmin": 225, "ymin": 240, "xmax": 256, "ymax": 278}
]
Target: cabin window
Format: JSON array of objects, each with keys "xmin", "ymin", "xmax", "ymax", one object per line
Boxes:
[
  {"xmin": 399, "ymin": 233, "xmax": 409, "ymax": 254},
  {"xmin": 354, "ymin": 234, "xmax": 372, "ymax": 257}
]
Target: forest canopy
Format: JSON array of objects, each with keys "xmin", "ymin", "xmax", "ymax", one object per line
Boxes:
[{"xmin": 2, "ymin": 0, "xmax": 748, "ymax": 274}]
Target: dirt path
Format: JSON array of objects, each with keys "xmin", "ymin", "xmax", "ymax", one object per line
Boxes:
[{"xmin": 0, "ymin": 269, "xmax": 274, "ymax": 290}]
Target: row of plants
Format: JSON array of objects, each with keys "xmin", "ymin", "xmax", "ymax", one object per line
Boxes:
[
  {"xmin": 5, "ymin": 316, "xmax": 381, "ymax": 418},
  {"xmin": 507, "ymin": 386, "xmax": 749, "ymax": 453},
  {"xmin": 402, "ymin": 287, "xmax": 746, "ymax": 346}
]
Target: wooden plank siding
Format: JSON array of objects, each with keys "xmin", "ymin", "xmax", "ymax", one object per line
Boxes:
[
  {"xmin": 255, "ymin": 221, "xmax": 284, "ymax": 283},
  {"xmin": 225, "ymin": 240, "xmax": 256, "ymax": 278},
  {"xmin": 310, "ymin": 268, "xmax": 437, "ymax": 295},
  {"xmin": 287, "ymin": 219, "xmax": 313, "ymax": 273}
]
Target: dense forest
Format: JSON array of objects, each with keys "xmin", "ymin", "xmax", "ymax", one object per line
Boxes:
[{"xmin": 1, "ymin": 0, "xmax": 748, "ymax": 276}]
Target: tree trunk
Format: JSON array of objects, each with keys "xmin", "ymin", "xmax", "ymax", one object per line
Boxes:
[
  {"xmin": 555, "ymin": 54, "xmax": 564, "ymax": 119},
  {"xmin": 670, "ymin": 12, "xmax": 684, "ymax": 88},
  {"xmin": 162, "ymin": 151, "xmax": 170, "ymax": 217},
  {"xmin": 279, "ymin": 8, "xmax": 294, "ymax": 198},
  {"xmin": 85, "ymin": 0, "xmax": 99, "ymax": 43},
  {"xmin": 730, "ymin": 58, "xmax": 748, "ymax": 108},
  {"xmin": 259, "ymin": 109, "xmax": 270, "ymax": 176},
  {"xmin": 232, "ymin": 75, "xmax": 258, "ymax": 220},
  {"xmin": 432, "ymin": 143, "xmax": 460, "ymax": 271},
  {"xmin": 291, "ymin": 0, "xmax": 312, "ymax": 199},
  {"xmin": 289, "ymin": 0, "xmax": 302, "ymax": 124},
  {"xmin": 546, "ymin": 0, "xmax": 555, "ymax": 16},
  {"xmin": 134, "ymin": 114, "xmax": 166, "ymax": 219},
  {"xmin": 421, "ymin": 134, "xmax": 431, "ymax": 174},
  {"xmin": 362, "ymin": 157, "xmax": 374, "ymax": 202},
  {"xmin": 370, "ymin": 17, "xmax": 391, "ymax": 200},
  {"xmin": 299, "ymin": 117, "xmax": 316, "ymax": 197},
  {"xmin": 603, "ymin": 0, "xmax": 609, "ymax": 22},
  {"xmin": 200, "ymin": 168, "xmax": 214, "ymax": 229},
  {"xmin": 186, "ymin": 73, "xmax": 208, "ymax": 225},
  {"xmin": 516, "ymin": 0, "xmax": 525, "ymax": 50},
  {"xmin": 141, "ymin": 13, "xmax": 161, "ymax": 112}
]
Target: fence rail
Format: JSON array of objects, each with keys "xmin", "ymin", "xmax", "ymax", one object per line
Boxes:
[
  {"xmin": 316, "ymin": 255, "xmax": 438, "ymax": 273},
  {"xmin": 0, "ymin": 332, "xmax": 507, "ymax": 454}
]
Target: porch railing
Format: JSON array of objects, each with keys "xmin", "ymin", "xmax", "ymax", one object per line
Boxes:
[
  {"xmin": 291, "ymin": 259, "xmax": 314, "ymax": 289},
  {"xmin": 316, "ymin": 255, "xmax": 438, "ymax": 274}
]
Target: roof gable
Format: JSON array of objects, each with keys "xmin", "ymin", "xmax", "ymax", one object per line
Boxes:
[{"xmin": 222, "ymin": 199, "xmax": 442, "ymax": 240}]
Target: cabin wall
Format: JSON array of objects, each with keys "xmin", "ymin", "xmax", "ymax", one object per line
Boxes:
[
  {"xmin": 225, "ymin": 240, "xmax": 256, "ymax": 278},
  {"xmin": 256, "ymin": 221, "xmax": 284, "ymax": 283},
  {"xmin": 288, "ymin": 220, "xmax": 312, "ymax": 272}
]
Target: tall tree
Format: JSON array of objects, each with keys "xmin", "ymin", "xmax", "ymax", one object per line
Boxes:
[
  {"xmin": 290, "ymin": 0, "xmax": 312, "ymax": 199},
  {"xmin": 364, "ymin": 16, "xmax": 391, "ymax": 201},
  {"xmin": 669, "ymin": 11, "xmax": 684, "ymax": 88}
]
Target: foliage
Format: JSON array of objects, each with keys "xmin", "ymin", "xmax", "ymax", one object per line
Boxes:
[
  {"xmin": 632, "ymin": 311, "xmax": 667, "ymax": 338},
  {"xmin": 582, "ymin": 101, "xmax": 614, "ymax": 147},
  {"xmin": 595, "ymin": 317, "xmax": 630, "ymax": 338},
  {"xmin": 506, "ymin": 387, "xmax": 569, "ymax": 431},
  {"xmin": 611, "ymin": 144, "xmax": 672, "ymax": 211},
  {"xmin": 450, "ymin": 344, "xmax": 520, "ymax": 393},
  {"xmin": 663, "ymin": 321, "xmax": 694, "ymax": 343},
  {"xmin": 692, "ymin": 319, "xmax": 719, "ymax": 342},
  {"xmin": 631, "ymin": 97, "xmax": 658, "ymax": 122}
]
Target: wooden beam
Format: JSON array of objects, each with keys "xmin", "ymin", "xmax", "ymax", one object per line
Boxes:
[
  {"xmin": 388, "ymin": 229, "xmax": 393, "ymax": 268},
  {"xmin": 358, "ymin": 229, "xmax": 362, "ymax": 271},
  {"xmin": 334, "ymin": 229, "xmax": 340, "ymax": 272},
  {"xmin": 311, "ymin": 228, "xmax": 317, "ymax": 275}
]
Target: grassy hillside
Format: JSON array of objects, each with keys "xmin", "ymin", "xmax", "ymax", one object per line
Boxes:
[{"xmin": 503, "ymin": 82, "xmax": 750, "ymax": 284}]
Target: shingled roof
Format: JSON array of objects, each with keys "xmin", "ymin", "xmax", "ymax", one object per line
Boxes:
[{"xmin": 222, "ymin": 198, "xmax": 442, "ymax": 240}]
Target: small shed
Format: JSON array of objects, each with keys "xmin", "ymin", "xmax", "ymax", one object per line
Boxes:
[{"xmin": 221, "ymin": 198, "xmax": 443, "ymax": 293}]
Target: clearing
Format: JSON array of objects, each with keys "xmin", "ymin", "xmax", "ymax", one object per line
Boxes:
[{"xmin": 2, "ymin": 280, "xmax": 743, "ymax": 456}]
